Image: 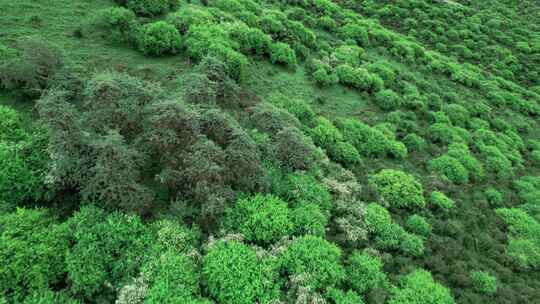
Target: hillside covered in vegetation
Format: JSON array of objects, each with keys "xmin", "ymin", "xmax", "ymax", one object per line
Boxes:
[{"xmin": 0, "ymin": 0, "xmax": 539, "ymax": 303}]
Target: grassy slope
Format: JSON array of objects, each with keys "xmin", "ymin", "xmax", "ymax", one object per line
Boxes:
[{"xmin": 1, "ymin": 0, "xmax": 540, "ymax": 303}]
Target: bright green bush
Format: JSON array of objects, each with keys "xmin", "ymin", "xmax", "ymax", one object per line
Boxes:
[
  {"xmin": 137, "ymin": 21, "xmax": 182, "ymax": 56},
  {"xmin": 484, "ymin": 187, "xmax": 503, "ymax": 207},
  {"xmin": 336, "ymin": 118, "xmax": 389, "ymax": 157},
  {"xmin": 329, "ymin": 141, "xmax": 363, "ymax": 166},
  {"xmin": 270, "ymin": 42, "xmax": 297, "ymax": 67},
  {"xmin": 143, "ymin": 252, "xmax": 200, "ymax": 303},
  {"xmin": 374, "ymin": 89, "xmax": 401, "ymax": 111},
  {"xmin": 334, "ymin": 45, "xmax": 363, "ymax": 67},
  {"xmin": 0, "ymin": 208, "xmax": 69, "ymax": 302},
  {"xmin": 326, "ymin": 288, "xmax": 364, "ymax": 304},
  {"xmin": 0, "ymin": 105, "xmax": 26, "ymax": 142},
  {"xmin": 430, "ymin": 191, "xmax": 455, "ymax": 212},
  {"xmin": 95, "ymin": 7, "xmax": 137, "ymax": 41},
  {"xmin": 269, "ymin": 95, "xmax": 315, "ymax": 125},
  {"xmin": 399, "ymin": 233, "xmax": 425, "ymax": 257},
  {"xmin": 340, "ymin": 22, "xmax": 369, "ymax": 47},
  {"xmin": 208, "ymin": 44, "xmax": 248, "ymax": 82},
  {"xmin": 66, "ymin": 206, "xmax": 152, "ymax": 299},
  {"xmin": 428, "ymin": 155, "xmax": 469, "ymax": 184},
  {"xmin": 310, "ymin": 116, "xmax": 343, "ymax": 147},
  {"xmin": 370, "ymin": 169, "xmax": 426, "ymax": 209},
  {"xmin": 290, "ymin": 203, "xmax": 327, "ymax": 237},
  {"xmin": 313, "ymin": 67, "xmax": 339, "ymax": 86},
  {"xmin": 387, "ymin": 140, "xmax": 408, "ymax": 159},
  {"xmin": 495, "ymin": 208, "xmax": 540, "ymax": 270},
  {"xmin": 0, "ymin": 135, "xmax": 49, "ymax": 212},
  {"xmin": 280, "ymin": 235, "xmax": 345, "ymax": 289},
  {"xmin": 279, "ymin": 172, "xmax": 332, "ymax": 214},
  {"xmin": 224, "ymin": 194, "xmax": 293, "ymax": 245},
  {"xmin": 336, "ymin": 65, "xmax": 373, "ymax": 91},
  {"xmin": 203, "ymin": 240, "xmax": 280, "ymax": 304},
  {"xmin": 406, "ymin": 215, "xmax": 432, "ymax": 236},
  {"xmin": 346, "ymin": 252, "xmax": 387, "ymax": 294},
  {"xmin": 470, "ymin": 271, "xmax": 497, "ymax": 295},
  {"xmin": 389, "ymin": 269, "xmax": 455, "ymax": 304},
  {"xmin": 120, "ymin": 0, "xmax": 178, "ymax": 16},
  {"xmin": 166, "ymin": 6, "xmax": 215, "ymax": 34},
  {"xmin": 447, "ymin": 143, "xmax": 485, "ymax": 182},
  {"xmin": 442, "ymin": 103, "xmax": 470, "ymax": 127},
  {"xmin": 228, "ymin": 23, "xmax": 271, "ymax": 56},
  {"xmin": 403, "ymin": 133, "xmax": 426, "ymax": 152}
]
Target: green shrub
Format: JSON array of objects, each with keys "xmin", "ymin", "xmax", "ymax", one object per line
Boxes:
[
  {"xmin": 374, "ymin": 89, "xmax": 401, "ymax": 111},
  {"xmin": 95, "ymin": 7, "xmax": 137, "ymax": 41},
  {"xmin": 278, "ymin": 172, "xmax": 332, "ymax": 214},
  {"xmin": 291, "ymin": 203, "xmax": 327, "ymax": 237},
  {"xmin": 428, "ymin": 123, "xmax": 467, "ymax": 145},
  {"xmin": 484, "ymin": 187, "xmax": 503, "ymax": 207},
  {"xmin": 269, "ymin": 95, "xmax": 315, "ymax": 126},
  {"xmin": 137, "ymin": 21, "xmax": 182, "ymax": 56},
  {"xmin": 403, "ymin": 133, "xmax": 426, "ymax": 152},
  {"xmin": 447, "ymin": 143, "xmax": 485, "ymax": 182},
  {"xmin": 224, "ymin": 194, "xmax": 293, "ymax": 245},
  {"xmin": 270, "ymin": 42, "xmax": 297, "ymax": 67},
  {"xmin": 442, "ymin": 103, "xmax": 469, "ymax": 128},
  {"xmin": 336, "ymin": 118, "xmax": 390, "ymax": 157},
  {"xmin": 389, "ymin": 269, "xmax": 455, "ymax": 304},
  {"xmin": 370, "ymin": 169, "xmax": 426, "ymax": 209},
  {"xmin": 120, "ymin": 0, "xmax": 178, "ymax": 16},
  {"xmin": 280, "ymin": 235, "xmax": 345, "ymax": 290},
  {"xmin": 328, "ymin": 141, "xmax": 363, "ymax": 166},
  {"xmin": 336, "ymin": 65, "xmax": 373, "ymax": 91},
  {"xmin": 228, "ymin": 23, "xmax": 271, "ymax": 56},
  {"xmin": 326, "ymin": 289, "xmax": 364, "ymax": 304},
  {"xmin": 0, "ymin": 208, "xmax": 69, "ymax": 302},
  {"xmin": 143, "ymin": 252, "xmax": 200, "ymax": 302},
  {"xmin": 470, "ymin": 271, "xmax": 497, "ymax": 295},
  {"xmin": 406, "ymin": 215, "xmax": 432, "ymax": 236},
  {"xmin": 66, "ymin": 206, "xmax": 152, "ymax": 299},
  {"xmin": 334, "ymin": 45, "xmax": 363, "ymax": 67},
  {"xmin": 387, "ymin": 140, "xmax": 408, "ymax": 159},
  {"xmin": 428, "ymin": 155, "xmax": 469, "ymax": 184},
  {"xmin": 346, "ymin": 252, "xmax": 386, "ymax": 294},
  {"xmin": 313, "ymin": 67, "xmax": 339, "ymax": 86},
  {"xmin": 495, "ymin": 208, "xmax": 540, "ymax": 270},
  {"xmin": 399, "ymin": 233, "xmax": 425, "ymax": 257},
  {"xmin": 430, "ymin": 191, "xmax": 455, "ymax": 212},
  {"xmin": 203, "ymin": 240, "xmax": 280, "ymax": 304},
  {"xmin": 310, "ymin": 116, "xmax": 343, "ymax": 148},
  {"xmin": 340, "ymin": 22, "xmax": 369, "ymax": 47},
  {"xmin": 166, "ymin": 6, "xmax": 215, "ymax": 34},
  {"xmin": 0, "ymin": 136, "xmax": 49, "ymax": 212},
  {"xmin": 0, "ymin": 105, "xmax": 26, "ymax": 142},
  {"xmin": 531, "ymin": 150, "xmax": 540, "ymax": 165},
  {"xmin": 208, "ymin": 44, "xmax": 248, "ymax": 82}
]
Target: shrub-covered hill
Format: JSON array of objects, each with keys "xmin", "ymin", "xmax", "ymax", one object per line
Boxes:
[{"xmin": 0, "ymin": 0, "xmax": 539, "ymax": 303}]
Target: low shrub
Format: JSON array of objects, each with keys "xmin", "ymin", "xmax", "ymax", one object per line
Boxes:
[
  {"xmin": 428, "ymin": 155, "xmax": 469, "ymax": 184},
  {"xmin": 374, "ymin": 89, "xmax": 401, "ymax": 111},
  {"xmin": 370, "ymin": 169, "xmax": 426, "ymax": 209},
  {"xmin": 470, "ymin": 271, "xmax": 497, "ymax": 295},
  {"xmin": 430, "ymin": 191, "xmax": 455, "ymax": 212},
  {"xmin": 280, "ymin": 235, "xmax": 345, "ymax": 290},
  {"xmin": 290, "ymin": 203, "xmax": 327, "ymax": 237},
  {"xmin": 137, "ymin": 21, "xmax": 182, "ymax": 56},
  {"xmin": 224, "ymin": 194, "xmax": 292, "ymax": 245},
  {"xmin": 406, "ymin": 215, "xmax": 432, "ymax": 236},
  {"xmin": 269, "ymin": 42, "xmax": 297, "ymax": 67},
  {"xmin": 346, "ymin": 252, "xmax": 387, "ymax": 294},
  {"xmin": 119, "ymin": 0, "xmax": 178, "ymax": 16}
]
